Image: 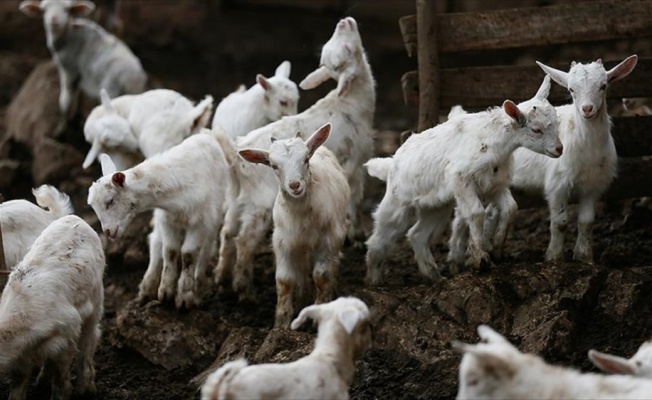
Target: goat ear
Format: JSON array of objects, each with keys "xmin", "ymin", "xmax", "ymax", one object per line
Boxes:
[
  {"xmin": 337, "ymin": 308, "xmax": 363, "ymax": 334},
  {"xmin": 111, "ymin": 172, "xmax": 126, "ymax": 188},
  {"xmin": 18, "ymin": 0, "xmax": 43, "ymax": 17},
  {"xmin": 477, "ymin": 325, "xmax": 511, "ymax": 345},
  {"xmin": 239, "ymin": 149, "xmax": 270, "ymax": 166},
  {"xmin": 456, "ymin": 343, "xmax": 517, "ymax": 380},
  {"xmin": 588, "ymin": 349, "xmax": 635, "ymax": 375},
  {"xmin": 291, "ymin": 304, "xmax": 321, "ymax": 330},
  {"xmin": 300, "ymin": 66, "xmax": 331, "ymax": 90},
  {"xmin": 305, "ymin": 123, "xmax": 331, "ymax": 157},
  {"xmin": 100, "ymin": 89, "xmax": 114, "ymax": 113},
  {"xmin": 99, "ymin": 153, "xmax": 117, "ymax": 176},
  {"xmin": 275, "ymin": 61, "xmax": 291, "ymax": 78},
  {"xmin": 503, "ymin": 100, "xmax": 525, "ymax": 126},
  {"xmin": 257, "ymin": 74, "xmax": 272, "ymax": 92},
  {"xmin": 295, "ymin": 131, "xmax": 302, "ymax": 139},
  {"xmin": 536, "ymin": 61, "xmax": 569, "ymax": 89},
  {"xmin": 534, "ymin": 75, "xmax": 552, "ymax": 100},
  {"xmin": 189, "ymin": 95, "xmax": 214, "ymax": 133},
  {"xmin": 69, "ymin": 0, "xmax": 96, "ymax": 17},
  {"xmin": 607, "ymin": 54, "xmax": 638, "ymax": 84}
]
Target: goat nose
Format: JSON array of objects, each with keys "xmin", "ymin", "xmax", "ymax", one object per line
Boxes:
[
  {"xmin": 582, "ymin": 105, "xmax": 593, "ymax": 114},
  {"xmin": 289, "ymin": 181, "xmax": 300, "ymax": 190},
  {"xmin": 556, "ymin": 145, "xmax": 563, "ymax": 155}
]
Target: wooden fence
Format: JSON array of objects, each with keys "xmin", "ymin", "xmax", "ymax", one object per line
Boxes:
[{"xmin": 399, "ymin": 0, "xmax": 652, "ymax": 204}]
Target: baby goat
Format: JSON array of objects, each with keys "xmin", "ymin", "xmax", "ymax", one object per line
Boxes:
[
  {"xmin": 19, "ymin": 0, "xmax": 147, "ymax": 133},
  {"xmin": 454, "ymin": 325, "xmax": 652, "ymax": 399},
  {"xmin": 1, "ymin": 184, "xmax": 74, "ymax": 270},
  {"xmin": 0, "ymin": 215, "xmax": 105, "ymax": 400},
  {"xmin": 87, "ymin": 130, "xmax": 228, "ymax": 309},
  {"xmin": 365, "ymin": 76, "xmax": 561, "ymax": 285},
  {"xmin": 239, "ymin": 123, "xmax": 350, "ymax": 327},
  {"xmin": 509, "ymin": 55, "xmax": 638, "ymax": 263},
  {"xmin": 212, "ymin": 61, "xmax": 299, "ymax": 139},
  {"xmin": 589, "ymin": 341, "xmax": 652, "ymax": 378},
  {"xmin": 200, "ymin": 297, "xmax": 371, "ymax": 400},
  {"xmin": 83, "ymin": 88, "xmax": 214, "ymax": 170}
]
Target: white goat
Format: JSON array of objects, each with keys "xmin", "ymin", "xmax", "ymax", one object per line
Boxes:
[
  {"xmin": 364, "ymin": 76, "xmax": 562, "ymax": 285},
  {"xmin": 211, "ymin": 61, "xmax": 299, "ymax": 139},
  {"xmin": 83, "ymin": 88, "xmax": 214, "ymax": 170},
  {"xmin": 589, "ymin": 341, "xmax": 652, "ymax": 378},
  {"xmin": 19, "ymin": 0, "xmax": 147, "ymax": 133},
  {"xmin": 200, "ymin": 296, "xmax": 371, "ymax": 400},
  {"xmin": 454, "ymin": 325, "xmax": 652, "ymax": 399},
  {"xmin": 507, "ymin": 55, "xmax": 638, "ymax": 263},
  {"xmin": 1, "ymin": 185, "xmax": 74, "ymax": 270},
  {"xmin": 214, "ymin": 17, "xmax": 375, "ymax": 301},
  {"xmin": 87, "ymin": 130, "xmax": 228, "ymax": 309},
  {"xmin": 239, "ymin": 123, "xmax": 350, "ymax": 327},
  {"xmin": 0, "ymin": 215, "xmax": 104, "ymax": 400}
]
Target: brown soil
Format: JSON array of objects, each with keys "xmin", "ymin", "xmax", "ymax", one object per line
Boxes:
[{"xmin": 1, "ymin": 2, "xmax": 652, "ymax": 400}]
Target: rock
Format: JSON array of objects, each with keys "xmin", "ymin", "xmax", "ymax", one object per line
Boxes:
[
  {"xmin": 254, "ymin": 327, "xmax": 313, "ymax": 363},
  {"xmin": 115, "ymin": 300, "xmax": 226, "ymax": 371},
  {"xmin": 0, "ymin": 159, "xmax": 19, "ymax": 189},
  {"xmin": 6, "ymin": 61, "xmax": 61, "ymax": 147},
  {"xmin": 31, "ymin": 137, "xmax": 83, "ymax": 185}
]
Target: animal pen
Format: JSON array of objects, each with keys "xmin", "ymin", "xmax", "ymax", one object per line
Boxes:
[{"xmin": 399, "ymin": 0, "xmax": 652, "ymax": 205}]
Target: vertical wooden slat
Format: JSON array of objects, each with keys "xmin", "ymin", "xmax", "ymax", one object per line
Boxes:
[
  {"xmin": 416, "ymin": 0, "xmax": 439, "ymax": 132},
  {"xmin": 0, "ymin": 193, "xmax": 7, "ymax": 291}
]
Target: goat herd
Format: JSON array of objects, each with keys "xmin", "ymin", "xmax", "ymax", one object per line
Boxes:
[{"xmin": 1, "ymin": 0, "xmax": 650, "ymax": 399}]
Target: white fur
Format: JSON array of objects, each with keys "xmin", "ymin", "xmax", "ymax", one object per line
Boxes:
[
  {"xmin": 211, "ymin": 61, "xmax": 299, "ymax": 139},
  {"xmin": 1, "ymin": 185, "xmax": 73, "ymax": 270},
  {"xmin": 87, "ymin": 130, "xmax": 228, "ymax": 309},
  {"xmin": 364, "ymin": 76, "xmax": 562, "ymax": 285},
  {"xmin": 589, "ymin": 341, "xmax": 652, "ymax": 378},
  {"xmin": 19, "ymin": 0, "xmax": 147, "ymax": 133},
  {"xmin": 455, "ymin": 325, "xmax": 652, "ymax": 399},
  {"xmin": 509, "ymin": 55, "xmax": 638, "ymax": 263},
  {"xmin": 0, "ymin": 215, "xmax": 105, "ymax": 400},
  {"xmin": 238, "ymin": 124, "xmax": 350, "ymax": 327},
  {"xmin": 215, "ymin": 17, "xmax": 375, "ymax": 300},
  {"xmin": 200, "ymin": 297, "xmax": 371, "ymax": 400},
  {"xmin": 83, "ymin": 88, "xmax": 214, "ymax": 170}
]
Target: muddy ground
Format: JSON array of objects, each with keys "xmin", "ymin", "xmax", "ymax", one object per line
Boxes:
[{"xmin": 1, "ymin": 1, "xmax": 652, "ymax": 399}]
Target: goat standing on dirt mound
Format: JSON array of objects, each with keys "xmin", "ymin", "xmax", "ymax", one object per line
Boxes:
[
  {"xmin": 507, "ymin": 55, "xmax": 638, "ymax": 263},
  {"xmin": 214, "ymin": 16, "xmax": 374, "ymax": 302},
  {"xmin": 0, "ymin": 215, "xmax": 105, "ymax": 400},
  {"xmin": 87, "ymin": 131, "xmax": 228, "ymax": 309},
  {"xmin": 200, "ymin": 297, "xmax": 371, "ymax": 400},
  {"xmin": 364, "ymin": 76, "xmax": 561, "ymax": 285},
  {"xmin": 19, "ymin": 0, "xmax": 147, "ymax": 133},
  {"xmin": 239, "ymin": 123, "xmax": 350, "ymax": 328}
]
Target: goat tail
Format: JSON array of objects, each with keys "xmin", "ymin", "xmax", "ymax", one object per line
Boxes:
[
  {"xmin": 32, "ymin": 185, "xmax": 74, "ymax": 219},
  {"xmin": 364, "ymin": 157, "xmax": 394, "ymax": 182},
  {"xmin": 200, "ymin": 359, "xmax": 248, "ymax": 400},
  {"xmin": 213, "ymin": 127, "xmax": 240, "ymax": 168}
]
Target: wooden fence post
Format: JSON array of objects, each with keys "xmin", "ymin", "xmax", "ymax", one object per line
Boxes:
[
  {"xmin": 0, "ymin": 193, "xmax": 7, "ymax": 291},
  {"xmin": 416, "ymin": 0, "xmax": 439, "ymax": 132}
]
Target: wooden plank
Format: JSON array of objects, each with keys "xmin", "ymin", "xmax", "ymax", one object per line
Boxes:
[
  {"xmin": 400, "ymin": 0, "xmax": 652, "ymax": 56},
  {"xmin": 0, "ymin": 193, "xmax": 6, "ymax": 291},
  {"xmin": 401, "ymin": 57, "xmax": 652, "ymax": 110},
  {"xmin": 514, "ymin": 157, "xmax": 652, "ymax": 209},
  {"xmin": 417, "ymin": 0, "xmax": 439, "ymax": 131}
]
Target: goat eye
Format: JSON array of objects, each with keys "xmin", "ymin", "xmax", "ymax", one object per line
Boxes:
[
  {"xmin": 105, "ymin": 199, "xmax": 114, "ymax": 209},
  {"xmin": 531, "ymin": 128, "xmax": 543, "ymax": 135},
  {"xmin": 600, "ymin": 84, "xmax": 607, "ymax": 91},
  {"xmin": 280, "ymin": 100, "xmax": 288, "ymax": 107},
  {"xmin": 304, "ymin": 158, "xmax": 310, "ymax": 165},
  {"xmin": 271, "ymin": 165, "xmax": 278, "ymax": 170},
  {"xmin": 569, "ymin": 88, "xmax": 574, "ymax": 94}
]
